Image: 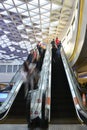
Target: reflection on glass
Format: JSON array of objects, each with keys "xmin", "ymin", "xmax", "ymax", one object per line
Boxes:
[
  {"xmin": 0, "ymin": 83, "xmax": 13, "ymax": 106},
  {"xmin": 0, "ymin": 93, "xmax": 8, "ymax": 106}
]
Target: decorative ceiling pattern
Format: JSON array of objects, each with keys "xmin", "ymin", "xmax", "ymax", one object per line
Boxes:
[{"xmin": 0, "ymin": 0, "xmax": 75, "ymax": 62}]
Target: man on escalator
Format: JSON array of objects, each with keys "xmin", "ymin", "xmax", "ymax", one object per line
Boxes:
[{"xmin": 55, "ymin": 37, "xmax": 61, "ymax": 49}]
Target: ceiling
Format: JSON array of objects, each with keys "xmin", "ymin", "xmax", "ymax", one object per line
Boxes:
[{"xmin": 0, "ymin": 0, "xmax": 75, "ymax": 62}]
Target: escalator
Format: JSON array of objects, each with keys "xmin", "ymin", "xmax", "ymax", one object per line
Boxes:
[
  {"xmin": 0, "ymin": 49, "xmax": 46, "ymax": 125},
  {"xmin": 0, "ymin": 65, "xmax": 27, "ymax": 124},
  {"xmin": 6, "ymin": 83, "xmax": 27, "ymax": 124},
  {"xmin": 0, "ymin": 83, "xmax": 27, "ymax": 124},
  {"xmin": 51, "ymin": 48, "xmax": 79, "ymax": 123}
]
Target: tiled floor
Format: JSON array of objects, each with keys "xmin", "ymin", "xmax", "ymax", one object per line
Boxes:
[
  {"xmin": 0, "ymin": 116, "xmax": 86, "ymax": 130},
  {"xmin": 0, "ymin": 124, "xmax": 87, "ymax": 130}
]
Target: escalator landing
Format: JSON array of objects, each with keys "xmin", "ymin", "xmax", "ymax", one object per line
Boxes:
[
  {"xmin": 0, "ymin": 124, "xmax": 87, "ymax": 130},
  {"xmin": 50, "ymin": 118, "xmax": 79, "ymax": 124}
]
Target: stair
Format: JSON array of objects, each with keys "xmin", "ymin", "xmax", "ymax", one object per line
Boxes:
[
  {"xmin": 4, "ymin": 83, "xmax": 27, "ymax": 124},
  {"xmin": 51, "ymin": 48, "xmax": 78, "ymax": 123}
]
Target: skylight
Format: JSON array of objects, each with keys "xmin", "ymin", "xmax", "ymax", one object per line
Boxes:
[{"xmin": 0, "ymin": 0, "xmax": 74, "ymax": 62}]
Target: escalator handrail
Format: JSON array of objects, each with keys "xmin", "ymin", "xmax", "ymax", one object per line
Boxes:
[
  {"xmin": 0, "ymin": 64, "xmax": 24, "ymax": 116},
  {"xmin": 8, "ymin": 64, "xmax": 22, "ymax": 84},
  {"xmin": 28, "ymin": 44, "xmax": 52, "ymax": 120},
  {"xmin": 60, "ymin": 46, "xmax": 87, "ymax": 123},
  {"xmin": 0, "ymin": 76, "xmax": 23, "ymax": 114},
  {"xmin": 0, "ymin": 59, "xmax": 27, "ymax": 112}
]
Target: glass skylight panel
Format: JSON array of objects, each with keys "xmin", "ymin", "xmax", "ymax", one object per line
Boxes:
[
  {"xmin": 9, "ymin": 46, "xmax": 15, "ymax": 52},
  {"xmin": 21, "ymin": 34, "xmax": 28, "ymax": 38},
  {"xmin": 50, "ymin": 27, "xmax": 56, "ymax": 31},
  {"xmin": 42, "ymin": 35, "xmax": 47, "ymax": 39},
  {"xmin": 42, "ymin": 28, "xmax": 48, "ymax": 32},
  {"xmin": 13, "ymin": 0, "xmax": 23, "ymax": 6},
  {"xmin": 29, "ymin": 0, "xmax": 38, "ymax": 6},
  {"xmin": 22, "ymin": 57, "xmax": 27, "ymax": 60},
  {"xmin": 17, "ymin": 4, "xmax": 27, "ymax": 10},
  {"xmin": 49, "ymin": 27, "xmax": 53, "ymax": 31},
  {"xmin": 22, "ymin": 18, "xmax": 31, "ymax": 25},
  {"xmin": 0, "ymin": 53, "xmax": 2, "ymax": 57},
  {"xmin": 23, "ymin": 50, "xmax": 27, "ymax": 53},
  {"xmin": 43, "ymin": 12, "xmax": 50, "ymax": 17},
  {"xmin": 43, "ymin": 18, "xmax": 50, "ymax": 23},
  {"xmin": 1, "ymin": 43, "xmax": 7, "ymax": 48},
  {"xmin": 4, "ymin": 0, "xmax": 14, "ymax": 6},
  {"xmin": 0, "ymin": 3, "xmax": 4, "ymax": 9},
  {"xmin": 24, "ymin": 22, "xmax": 32, "ymax": 26},
  {"xmin": 36, "ymin": 32, "xmax": 42, "ymax": 35},
  {"xmin": 19, "ymin": 41, "xmax": 24, "ymax": 45},
  {"xmin": 1, "ymin": 35, "xmax": 8, "ymax": 40},
  {"xmin": 27, "ymin": 4, "xmax": 36, "ymax": 10},
  {"xmin": 0, "ymin": 11, "xmax": 8, "ymax": 15},
  {"xmin": 52, "ymin": 3, "xmax": 62, "ymax": 10},
  {"xmin": 4, "ymin": 31, "xmax": 9, "ymax": 34},
  {"xmin": 27, "ymin": 47, "xmax": 32, "ymax": 51},
  {"xmin": 32, "ymin": 20, "xmax": 40, "ymax": 24},
  {"xmin": 3, "ymin": 3, "xmax": 13, "ymax": 10},
  {"xmin": 31, "ymin": 17, "xmax": 39, "ymax": 22},
  {"xmin": 42, "ymin": 4, "xmax": 51, "ymax": 10},
  {"xmin": 6, "ymin": 42, "xmax": 11, "ymax": 46},
  {"xmin": 0, "ymin": 40, "xmax": 4, "ymax": 45},
  {"xmin": 9, "ymin": 8, "xmax": 17, "ymax": 13},
  {"xmin": 0, "ymin": 50, "xmax": 6, "ymax": 53},
  {"xmin": 32, "ymin": 43, "xmax": 37, "ymax": 48},
  {"xmin": 32, "ymin": 8, "xmax": 39, "ymax": 14},
  {"xmin": 17, "ymin": 7, "xmax": 25, "ymax": 13},
  {"xmin": 17, "ymin": 25, "xmax": 24, "ymax": 30},
  {"xmin": 18, "ymin": 58, "xmax": 23, "ymax": 62},
  {"xmin": 24, "ymin": 41, "xmax": 30, "ymax": 45},
  {"xmin": 41, "ymin": 20, "xmax": 49, "ymax": 24},
  {"xmin": 40, "ymin": 8, "xmax": 48, "ymax": 14},
  {"xmin": 12, "ymin": 41, "xmax": 18, "ymax": 45},
  {"xmin": 41, "ymin": 15, "xmax": 47, "ymax": 19},
  {"xmin": 36, "ymin": 37, "xmax": 42, "ymax": 41},
  {"xmin": 32, "ymin": 39, "xmax": 36, "ymax": 43},
  {"xmin": 12, "ymin": 55, "xmax": 18, "ymax": 59},
  {"xmin": 26, "ymin": 44, "xmax": 31, "ymax": 48},
  {"xmin": 28, "ymin": 34, "xmax": 34, "ymax": 38},
  {"xmin": 3, "ymin": 38, "xmax": 9, "ymax": 42},
  {"xmin": 20, "ymin": 45, "xmax": 26, "ymax": 49},
  {"xmin": 17, "ymin": 50, "xmax": 21, "ymax": 52},
  {"xmin": 26, "ymin": 28, "xmax": 33, "ymax": 33},
  {"xmin": 49, "ymin": 30, "xmax": 55, "ymax": 34},
  {"xmin": 35, "ymin": 25, "xmax": 41, "ymax": 29},
  {"xmin": 3, "ymin": 55, "xmax": 10, "ymax": 59},
  {"xmin": 30, "ymin": 11, "xmax": 36, "ymax": 17},
  {"xmin": 42, "ymin": 23, "xmax": 49, "ymax": 28},
  {"xmin": 32, "ymin": 15, "xmax": 40, "ymax": 20},
  {"xmin": 29, "ymin": 38, "xmax": 35, "ymax": 42},
  {"xmin": 50, "ymin": 21, "xmax": 59, "ymax": 26},
  {"xmin": 0, "ymin": 0, "xmax": 70, "ymax": 62},
  {"xmin": 3, "ymin": 19, "xmax": 11, "ymax": 23},
  {"xmin": 10, "ymin": 54, "xmax": 14, "ymax": 57},
  {"xmin": 22, "ymin": 11, "xmax": 29, "ymax": 16},
  {"xmin": 40, "ymin": 0, "xmax": 49, "ymax": 6}
]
